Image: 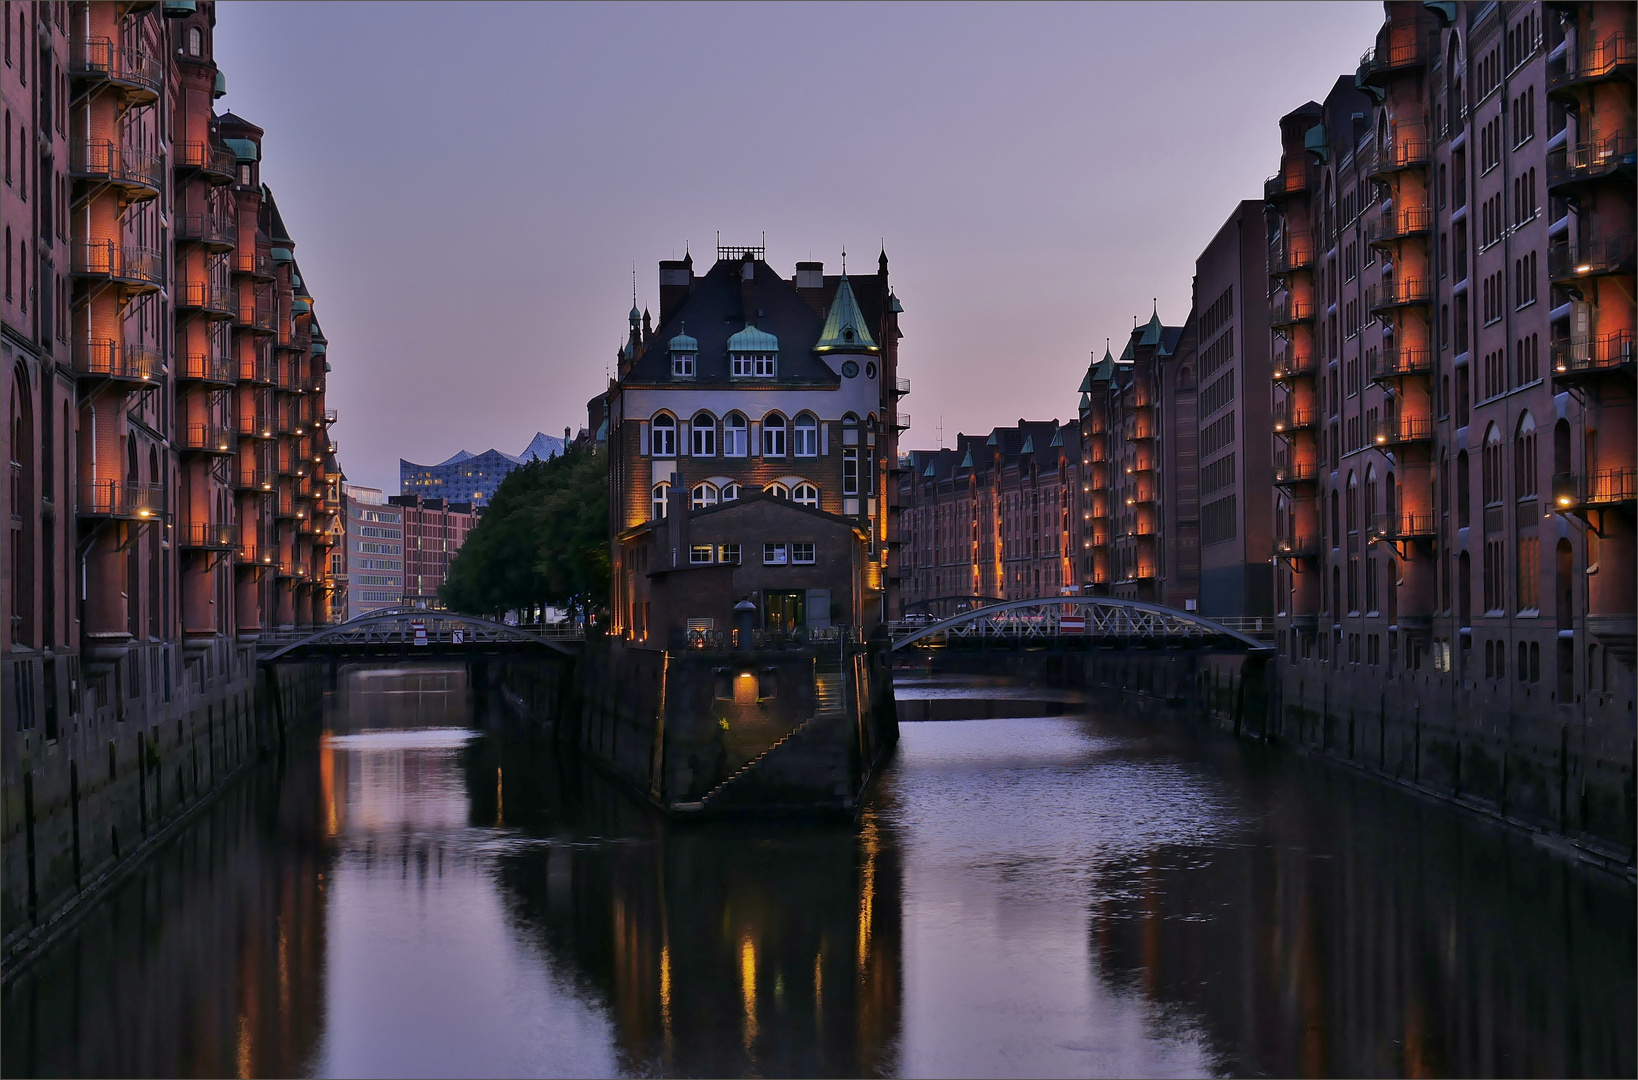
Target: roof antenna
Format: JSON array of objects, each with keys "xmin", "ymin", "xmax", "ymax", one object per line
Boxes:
[{"xmin": 938, "ymin": 414, "xmax": 945, "ymax": 449}]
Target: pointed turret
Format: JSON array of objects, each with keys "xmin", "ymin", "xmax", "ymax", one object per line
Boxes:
[{"xmin": 815, "ymin": 276, "xmax": 879, "ymax": 353}]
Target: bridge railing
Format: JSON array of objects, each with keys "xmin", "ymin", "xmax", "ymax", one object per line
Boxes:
[
  {"xmin": 888, "ymin": 596, "xmax": 1273, "ymax": 652},
  {"xmin": 257, "ymin": 611, "xmax": 583, "ymax": 661}
]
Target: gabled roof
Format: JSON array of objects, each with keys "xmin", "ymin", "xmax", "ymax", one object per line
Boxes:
[{"xmin": 814, "ymin": 276, "xmax": 879, "ymax": 353}]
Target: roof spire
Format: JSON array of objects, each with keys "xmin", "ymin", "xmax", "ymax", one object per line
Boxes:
[
  {"xmin": 841, "ymin": 245, "xmax": 846, "ymax": 274},
  {"xmin": 815, "ymin": 272, "xmax": 879, "ymax": 353}
]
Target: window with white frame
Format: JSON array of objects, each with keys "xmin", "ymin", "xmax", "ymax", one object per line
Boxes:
[
  {"xmin": 754, "ymin": 353, "xmax": 776, "ymax": 377},
  {"xmin": 721, "ymin": 482, "xmax": 741, "ymax": 501},
  {"xmin": 843, "ymin": 447, "xmax": 859, "ymax": 495},
  {"xmin": 765, "ymin": 482, "xmax": 790, "ymax": 500},
  {"xmin": 719, "ymin": 543, "xmax": 741, "ymax": 564},
  {"xmin": 691, "ymin": 412, "xmax": 715, "ymax": 456},
  {"xmin": 689, "ymin": 544, "xmax": 714, "ymax": 564},
  {"xmin": 763, "ymin": 414, "xmax": 787, "ymax": 457},
  {"xmin": 651, "ymin": 413, "xmax": 676, "ymax": 457},
  {"xmin": 723, "ymin": 412, "xmax": 748, "ymax": 457},
  {"xmin": 690, "ymin": 482, "xmax": 718, "ymax": 509},
  {"xmin": 794, "ymin": 482, "xmax": 819, "ymax": 507},
  {"xmin": 763, "ymin": 542, "xmax": 788, "ymax": 565},
  {"xmin": 793, "ymin": 413, "xmax": 818, "ymax": 456},
  {"xmin": 651, "ymin": 482, "xmax": 670, "ymax": 520},
  {"xmin": 791, "ymin": 542, "xmax": 815, "ymax": 564},
  {"xmin": 673, "ymin": 352, "xmax": 695, "ymax": 377}
]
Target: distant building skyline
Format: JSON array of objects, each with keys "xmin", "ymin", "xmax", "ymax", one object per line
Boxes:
[{"xmin": 399, "ymin": 431, "xmax": 565, "ymax": 505}]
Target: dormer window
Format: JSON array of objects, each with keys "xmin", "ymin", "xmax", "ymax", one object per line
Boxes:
[
  {"xmin": 726, "ymin": 324, "xmax": 778, "ymax": 378},
  {"xmin": 667, "ymin": 327, "xmax": 699, "ymax": 379},
  {"xmin": 754, "ymin": 353, "xmax": 775, "ymax": 377},
  {"xmin": 673, "ymin": 352, "xmax": 695, "ymax": 377},
  {"xmin": 732, "ymin": 352, "xmax": 776, "ymax": 378}
]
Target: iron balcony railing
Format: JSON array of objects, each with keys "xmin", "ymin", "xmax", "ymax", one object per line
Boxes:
[
  {"xmin": 175, "ymin": 211, "xmax": 238, "ymax": 249},
  {"xmin": 1547, "ymin": 31, "xmax": 1636, "ymax": 93},
  {"xmin": 176, "ymin": 279, "xmax": 237, "ymax": 317},
  {"xmin": 1547, "ymin": 133, "xmax": 1636, "ymax": 193},
  {"xmin": 1365, "ymin": 278, "xmax": 1433, "ymax": 313},
  {"xmin": 1551, "ymin": 331, "xmax": 1634, "ymax": 381},
  {"xmin": 1364, "ymin": 204, "xmax": 1434, "ymax": 247},
  {"xmin": 1371, "ymin": 415, "xmax": 1436, "ymax": 446},
  {"xmin": 71, "ymin": 241, "xmax": 163, "ymax": 287},
  {"xmin": 1369, "ymin": 132, "xmax": 1432, "ymax": 175},
  {"xmin": 1553, "ymin": 468, "xmax": 1638, "ymax": 509},
  {"xmin": 1368, "ymin": 346, "xmax": 1435, "ymax": 383},
  {"xmin": 179, "ymin": 351, "xmax": 235, "ymax": 384},
  {"xmin": 69, "ymin": 139, "xmax": 163, "ymax": 195},
  {"xmin": 76, "ymin": 479, "xmax": 164, "ymax": 518},
  {"xmin": 173, "ymin": 141, "xmax": 238, "ymax": 180},
  {"xmin": 68, "ymin": 35, "xmax": 162, "ymax": 98},
  {"xmin": 895, "ymin": 413, "xmax": 911, "ymax": 431},
  {"xmin": 1264, "ymin": 166, "xmax": 1310, "ymax": 202},
  {"xmin": 236, "ymin": 467, "xmax": 275, "ymax": 492},
  {"xmin": 1273, "ymin": 535, "xmax": 1320, "ymax": 559},
  {"xmin": 71, "ymin": 338, "xmax": 162, "ymax": 383},
  {"xmin": 236, "ymin": 296, "xmax": 278, "ymax": 332},
  {"xmin": 1548, "ymin": 233, "xmax": 1636, "ymax": 284},
  {"xmin": 234, "ymin": 251, "xmax": 275, "ymax": 279},
  {"xmin": 182, "ymin": 521, "xmax": 238, "ymax": 549},
  {"xmin": 1368, "ymin": 511, "xmax": 1438, "ymax": 540},
  {"xmin": 323, "ymin": 408, "xmax": 339, "ymax": 424},
  {"xmin": 180, "ymin": 424, "xmax": 236, "ymax": 455},
  {"xmin": 237, "ymin": 410, "xmax": 276, "ymax": 438},
  {"xmin": 1269, "ymin": 295, "xmax": 1315, "ymax": 327},
  {"xmin": 1272, "ymin": 407, "xmax": 1317, "ymax": 434},
  {"xmin": 893, "ymin": 377, "xmax": 911, "ymax": 396},
  {"xmin": 1272, "ymin": 350, "xmax": 1316, "ymax": 381},
  {"xmin": 241, "ymin": 355, "xmax": 276, "ymax": 384},
  {"xmin": 1358, "ymin": 33, "xmax": 1427, "ymax": 84},
  {"xmin": 1273, "ymin": 460, "xmax": 1319, "ymax": 485},
  {"xmin": 1268, "ymin": 232, "xmax": 1316, "ymax": 274}
]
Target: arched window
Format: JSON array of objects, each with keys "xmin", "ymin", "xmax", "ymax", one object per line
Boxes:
[
  {"xmin": 1346, "ymin": 471, "xmax": 1358, "ymax": 534},
  {"xmin": 723, "ymin": 412, "xmax": 747, "ymax": 457},
  {"xmin": 762, "ymin": 413, "xmax": 786, "ymax": 457},
  {"xmin": 1514, "ymin": 412, "xmax": 1537, "ymax": 499},
  {"xmin": 721, "ymin": 482, "xmax": 741, "ymax": 502},
  {"xmin": 793, "ymin": 412, "xmax": 818, "ymax": 457},
  {"xmin": 651, "ymin": 482, "xmax": 670, "ymax": 520},
  {"xmin": 1365, "ymin": 465, "xmax": 1378, "ymax": 530},
  {"xmin": 690, "ymin": 482, "xmax": 718, "ymax": 509},
  {"xmin": 764, "ymin": 482, "xmax": 790, "ymax": 500},
  {"xmin": 188, "ymin": 27, "xmax": 203, "ymax": 56},
  {"xmin": 127, "ymin": 433, "xmax": 138, "ymax": 482},
  {"xmin": 794, "ymin": 482, "xmax": 819, "ymax": 507},
  {"xmin": 691, "ymin": 412, "xmax": 715, "ymax": 457},
  {"xmin": 1457, "ymin": 450, "xmax": 1471, "ymax": 527},
  {"xmin": 651, "ymin": 413, "xmax": 676, "ymax": 458},
  {"xmin": 1482, "ymin": 423, "xmax": 1503, "ymax": 504}
]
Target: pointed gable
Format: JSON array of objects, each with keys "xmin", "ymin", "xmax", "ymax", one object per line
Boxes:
[{"xmin": 814, "ymin": 276, "xmax": 879, "ymax": 353}]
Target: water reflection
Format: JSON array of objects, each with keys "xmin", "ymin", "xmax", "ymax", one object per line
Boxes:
[{"xmin": 1, "ymin": 667, "xmax": 1631, "ymax": 1079}]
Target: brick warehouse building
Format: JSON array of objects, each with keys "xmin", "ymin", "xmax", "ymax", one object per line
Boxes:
[
  {"xmin": 2, "ymin": 1, "xmax": 340, "ymax": 938},
  {"xmin": 606, "ymin": 244, "xmax": 905, "ymax": 643},
  {"xmin": 1268, "ymin": 0, "xmax": 1634, "ymax": 850}
]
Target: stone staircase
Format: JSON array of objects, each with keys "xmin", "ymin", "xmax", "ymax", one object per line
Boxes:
[
  {"xmin": 699, "ymin": 719, "xmax": 815, "ymax": 808},
  {"xmin": 814, "ymin": 672, "xmax": 846, "ymax": 716}
]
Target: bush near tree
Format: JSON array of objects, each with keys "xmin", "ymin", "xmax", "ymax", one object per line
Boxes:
[{"xmin": 439, "ymin": 443, "xmax": 609, "ymax": 625}]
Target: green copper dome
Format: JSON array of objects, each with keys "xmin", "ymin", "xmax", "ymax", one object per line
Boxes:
[{"xmin": 727, "ymin": 324, "xmax": 779, "ymax": 352}]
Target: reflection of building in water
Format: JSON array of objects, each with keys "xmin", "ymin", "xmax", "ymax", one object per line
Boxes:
[
  {"xmin": 478, "ymin": 743, "xmax": 903, "ymax": 1076},
  {"xmin": 322, "ymin": 665, "xmax": 472, "ymax": 731}
]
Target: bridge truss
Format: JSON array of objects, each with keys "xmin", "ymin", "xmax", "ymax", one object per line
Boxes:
[
  {"xmin": 888, "ymin": 596, "xmax": 1274, "ymax": 652},
  {"xmin": 258, "ymin": 610, "xmax": 581, "ymax": 662}
]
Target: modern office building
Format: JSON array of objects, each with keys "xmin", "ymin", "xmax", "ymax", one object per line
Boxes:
[
  {"xmin": 389, "ymin": 494, "xmax": 476, "ymax": 608},
  {"xmin": 399, "ymin": 430, "xmax": 564, "ymax": 506},
  {"xmin": 1267, "ymin": 0, "xmax": 1634, "ymax": 842},
  {"xmin": 343, "ymin": 484, "xmax": 401, "ymax": 620},
  {"xmin": 1, "ymin": 0, "xmax": 340, "ymax": 945}
]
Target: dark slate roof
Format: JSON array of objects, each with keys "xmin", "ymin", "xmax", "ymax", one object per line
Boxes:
[
  {"xmin": 263, "ymin": 185, "xmax": 292, "ymax": 243},
  {"xmin": 625, "ymin": 258, "xmax": 886, "ymax": 388}
]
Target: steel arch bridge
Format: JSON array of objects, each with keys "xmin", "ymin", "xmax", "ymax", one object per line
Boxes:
[
  {"xmin": 888, "ymin": 596, "xmax": 1274, "ymax": 652},
  {"xmin": 258, "ymin": 610, "xmax": 580, "ymax": 663}
]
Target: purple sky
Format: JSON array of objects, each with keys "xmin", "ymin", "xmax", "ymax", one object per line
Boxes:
[{"xmin": 215, "ymin": 1, "xmax": 1383, "ymax": 493}]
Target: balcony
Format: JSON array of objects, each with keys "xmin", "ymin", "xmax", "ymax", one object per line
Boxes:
[
  {"xmin": 177, "ymin": 349, "xmax": 233, "ymax": 384},
  {"xmin": 1367, "ymin": 133, "xmax": 1432, "ymax": 178},
  {"xmin": 323, "ymin": 408, "xmax": 339, "ymax": 425},
  {"xmin": 235, "ymin": 467, "xmax": 275, "ymax": 492},
  {"xmin": 234, "ymin": 252, "xmax": 276, "ymax": 280},
  {"xmin": 1358, "ymin": 34, "xmax": 1428, "ymax": 88},
  {"xmin": 176, "ymin": 279, "xmax": 237, "ymax": 319},
  {"xmin": 893, "ymin": 377, "xmax": 910, "ymax": 397},
  {"xmin": 175, "ymin": 211, "xmax": 237, "ymax": 251},
  {"xmin": 1371, "ymin": 415, "xmax": 1436, "ymax": 448},
  {"xmin": 241, "ymin": 355, "xmax": 276, "ymax": 384},
  {"xmin": 1553, "ymin": 469, "xmax": 1638, "ymax": 513},
  {"xmin": 1547, "ymin": 32, "xmax": 1636, "ymax": 97},
  {"xmin": 1264, "ymin": 166, "xmax": 1310, "ymax": 203},
  {"xmin": 1273, "ymin": 460, "xmax": 1319, "ymax": 487},
  {"xmin": 1365, "ymin": 204, "xmax": 1433, "ymax": 248},
  {"xmin": 894, "ymin": 413, "xmax": 911, "ymax": 432},
  {"xmin": 1368, "ymin": 346, "xmax": 1434, "ymax": 384},
  {"xmin": 237, "ymin": 411, "xmax": 276, "ymax": 438},
  {"xmin": 1368, "ymin": 511, "xmax": 1438, "ymax": 541},
  {"xmin": 174, "ymin": 141, "xmax": 238, "ymax": 183},
  {"xmin": 68, "ymin": 36, "xmax": 162, "ymax": 102},
  {"xmin": 1269, "ymin": 295, "xmax": 1315, "ymax": 328},
  {"xmin": 1551, "ymin": 331, "xmax": 1634, "ymax": 386},
  {"xmin": 77, "ymin": 479, "xmax": 164, "ymax": 519},
  {"xmin": 69, "ymin": 139, "xmax": 163, "ymax": 199},
  {"xmin": 1548, "ymin": 233, "xmax": 1636, "ymax": 286},
  {"xmin": 71, "ymin": 241, "xmax": 163, "ymax": 291},
  {"xmin": 236, "ymin": 296, "xmax": 278, "ymax": 333},
  {"xmin": 181, "ymin": 521, "xmax": 238, "ymax": 550},
  {"xmin": 1267, "ymin": 232, "xmax": 1316, "ymax": 275},
  {"xmin": 1125, "ymin": 425, "xmax": 1156, "ymax": 444},
  {"xmin": 1273, "ymin": 535, "xmax": 1321, "ymax": 560},
  {"xmin": 1272, "ymin": 407, "xmax": 1317, "ymax": 435},
  {"xmin": 1547, "ymin": 133, "xmax": 1636, "ymax": 196},
  {"xmin": 180, "ymin": 424, "xmax": 236, "ymax": 456},
  {"xmin": 1365, "ymin": 278, "xmax": 1432, "ymax": 314},
  {"xmin": 71, "ymin": 339, "xmax": 162, "ymax": 384},
  {"xmin": 1272, "ymin": 349, "xmax": 1316, "ymax": 381}
]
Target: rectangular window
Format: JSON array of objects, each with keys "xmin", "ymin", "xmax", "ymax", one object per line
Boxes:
[
  {"xmin": 689, "ymin": 544, "xmax": 714, "ymax": 564},
  {"xmin": 673, "ymin": 353, "xmax": 694, "ymax": 377},
  {"xmin": 843, "ymin": 448, "xmax": 859, "ymax": 495},
  {"xmin": 754, "ymin": 354, "xmax": 776, "ymax": 377},
  {"xmin": 718, "ymin": 543, "xmax": 741, "ymax": 564},
  {"xmin": 763, "ymin": 543, "xmax": 788, "ymax": 565},
  {"xmin": 791, "ymin": 542, "xmax": 815, "ymax": 564},
  {"xmin": 732, "ymin": 354, "xmax": 753, "ymax": 377},
  {"xmin": 1201, "ymin": 494, "xmax": 1238, "ymax": 546}
]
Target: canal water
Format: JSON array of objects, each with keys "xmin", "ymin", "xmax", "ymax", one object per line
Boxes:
[{"xmin": 3, "ymin": 666, "xmax": 1632, "ymax": 1078}]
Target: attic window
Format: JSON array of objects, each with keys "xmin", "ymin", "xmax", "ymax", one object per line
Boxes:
[{"xmin": 673, "ymin": 352, "xmax": 694, "ymax": 377}]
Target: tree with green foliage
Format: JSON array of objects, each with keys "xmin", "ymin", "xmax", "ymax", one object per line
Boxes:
[{"xmin": 439, "ymin": 443, "xmax": 609, "ymax": 623}]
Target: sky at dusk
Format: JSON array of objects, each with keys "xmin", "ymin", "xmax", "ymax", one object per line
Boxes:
[{"xmin": 213, "ymin": 1, "xmax": 1385, "ymax": 493}]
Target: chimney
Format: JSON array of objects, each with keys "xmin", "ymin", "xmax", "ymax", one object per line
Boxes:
[
  {"xmin": 794, "ymin": 261, "xmax": 825, "ymax": 315},
  {"xmin": 739, "ymin": 257, "xmax": 758, "ymax": 326},
  {"xmin": 659, "ymin": 258, "xmax": 692, "ymax": 324}
]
